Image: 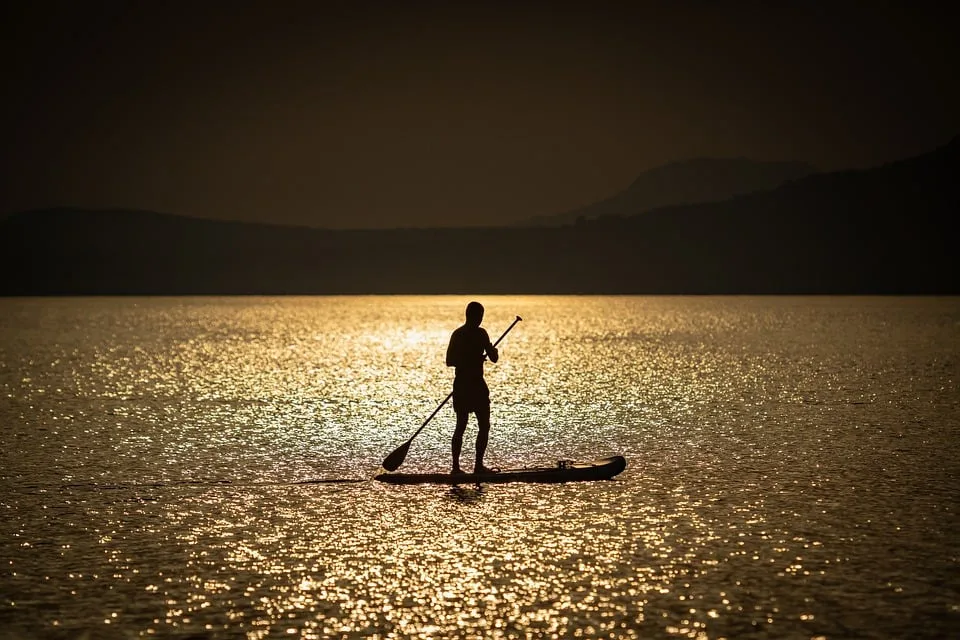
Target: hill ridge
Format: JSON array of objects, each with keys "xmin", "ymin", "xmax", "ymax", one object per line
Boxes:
[{"xmin": 1, "ymin": 136, "xmax": 955, "ymax": 294}]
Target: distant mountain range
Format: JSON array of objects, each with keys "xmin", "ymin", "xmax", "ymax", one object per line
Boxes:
[
  {"xmin": 1, "ymin": 137, "xmax": 956, "ymax": 294},
  {"xmin": 518, "ymin": 157, "xmax": 816, "ymax": 226}
]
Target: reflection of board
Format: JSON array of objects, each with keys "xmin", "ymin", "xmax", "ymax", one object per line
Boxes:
[{"xmin": 374, "ymin": 456, "xmax": 626, "ymax": 485}]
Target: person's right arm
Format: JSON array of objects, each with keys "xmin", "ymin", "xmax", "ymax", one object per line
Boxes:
[{"xmin": 483, "ymin": 329, "xmax": 499, "ymax": 363}]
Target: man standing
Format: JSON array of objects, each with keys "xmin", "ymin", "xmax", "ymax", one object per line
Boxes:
[{"xmin": 446, "ymin": 301, "xmax": 499, "ymax": 474}]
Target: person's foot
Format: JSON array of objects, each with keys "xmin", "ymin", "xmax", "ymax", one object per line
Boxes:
[
  {"xmin": 474, "ymin": 464, "xmax": 496, "ymax": 475},
  {"xmin": 451, "ymin": 466, "xmax": 466, "ymax": 475}
]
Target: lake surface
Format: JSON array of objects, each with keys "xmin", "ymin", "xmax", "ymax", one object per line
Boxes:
[{"xmin": 1, "ymin": 296, "xmax": 958, "ymax": 639}]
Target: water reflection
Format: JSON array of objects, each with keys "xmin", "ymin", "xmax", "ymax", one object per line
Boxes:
[
  {"xmin": 447, "ymin": 485, "xmax": 485, "ymax": 505},
  {"xmin": 108, "ymin": 477, "xmax": 828, "ymax": 639},
  {"xmin": 0, "ymin": 296, "xmax": 958, "ymax": 638}
]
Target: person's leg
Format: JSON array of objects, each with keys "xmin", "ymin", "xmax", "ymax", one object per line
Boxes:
[
  {"xmin": 451, "ymin": 410, "xmax": 469, "ymax": 473},
  {"xmin": 474, "ymin": 405, "xmax": 491, "ymax": 473}
]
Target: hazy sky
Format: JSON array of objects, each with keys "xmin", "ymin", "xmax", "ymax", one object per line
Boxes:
[{"xmin": 1, "ymin": 1, "xmax": 957, "ymax": 228}]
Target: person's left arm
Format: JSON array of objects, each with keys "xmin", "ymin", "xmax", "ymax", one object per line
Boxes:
[{"xmin": 446, "ymin": 331, "xmax": 460, "ymax": 367}]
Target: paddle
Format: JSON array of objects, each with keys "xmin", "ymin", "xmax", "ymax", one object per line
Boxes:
[{"xmin": 380, "ymin": 315, "xmax": 523, "ymax": 472}]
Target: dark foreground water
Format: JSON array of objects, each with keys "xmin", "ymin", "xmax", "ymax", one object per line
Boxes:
[{"xmin": 1, "ymin": 296, "xmax": 958, "ymax": 639}]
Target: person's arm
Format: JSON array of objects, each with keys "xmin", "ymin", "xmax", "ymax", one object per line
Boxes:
[
  {"xmin": 484, "ymin": 329, "xmax": 499, "ymax": 363},
  {"xmin": 446, "ymin": 332, "xmax": 459, "ymax": 367}
]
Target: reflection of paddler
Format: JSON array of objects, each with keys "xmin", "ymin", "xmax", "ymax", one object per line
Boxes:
[{"xmin": 446, "ymin": 301, "xmax": 499, "ymax": 475}]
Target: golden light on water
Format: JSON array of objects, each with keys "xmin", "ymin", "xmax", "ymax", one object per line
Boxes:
[
  {"xmin": 368, "ymin": 328, "xmax": 448, "ymax": 351},
  {"xmin": 2, "ymin": 296, "xmax": 958, "ymax": 637},
  {"xmin": 125, "ymin": 467, "xmax": 829, "ymax": 639}
]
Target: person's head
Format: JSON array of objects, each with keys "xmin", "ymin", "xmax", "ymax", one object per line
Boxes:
[{"xmin": 465, "ymin": 301, "xmax": 484, "ymax": 327}]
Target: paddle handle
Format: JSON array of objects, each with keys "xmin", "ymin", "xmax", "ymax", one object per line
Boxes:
[
  {"xmin": 406, "ymin": 315, "xmax": 522, "ymax": 443},
  {"xmin": 492, "ymin": 315, "xmax": 523, "ymax": 347}
]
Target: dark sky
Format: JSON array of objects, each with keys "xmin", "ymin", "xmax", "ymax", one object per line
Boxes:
[{"xmin": 1, "ymin": 1, "xmax": 957, "ymax": 229}]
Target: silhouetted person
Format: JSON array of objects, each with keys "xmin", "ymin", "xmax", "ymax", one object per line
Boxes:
[{"xmin": 446, "ymin": 301, "xmax": 499, "ymax": 474}]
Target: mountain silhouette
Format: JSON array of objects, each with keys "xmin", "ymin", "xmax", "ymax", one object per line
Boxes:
[
  {"xmin": 567, "ymin": 135, "xmax": 957, "ymax": 293},
  {"xmin": 519, "ymin": 157, "xmax": 816, "ymax": 226},
  {"xmin": 0, "ymin": 137, "xmax": 955, "ymax": 294}
]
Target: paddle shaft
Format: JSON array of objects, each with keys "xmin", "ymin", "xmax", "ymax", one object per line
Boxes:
[{"xmin": 404, "ymin": 315, "xmax": 522, "ymax": 445}]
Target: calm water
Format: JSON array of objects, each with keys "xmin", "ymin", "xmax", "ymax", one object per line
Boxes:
[{"xmin": 1, "ymin": 296, "xmax": 958, "ymax": 639}]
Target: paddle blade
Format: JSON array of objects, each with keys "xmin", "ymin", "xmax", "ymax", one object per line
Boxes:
[{"xmin": 381, "ymin": 440, "xmax": 411, "ymax": 472}]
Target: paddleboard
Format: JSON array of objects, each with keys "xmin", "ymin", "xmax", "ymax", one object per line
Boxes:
[{"xmin": 374, "ymin": 455, "xmax": 626, "ymax": 485}]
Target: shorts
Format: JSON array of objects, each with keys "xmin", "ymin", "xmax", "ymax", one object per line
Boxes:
[{"xmin": 452, "ymin": 378, "xmax": 490, "ymax": 414}]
